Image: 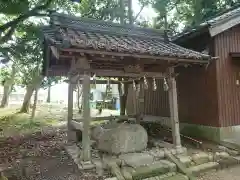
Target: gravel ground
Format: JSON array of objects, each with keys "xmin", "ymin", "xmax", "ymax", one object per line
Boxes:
[{"xmin": 198, "ymin": 167, "xmax": 240, "ymax": 180}]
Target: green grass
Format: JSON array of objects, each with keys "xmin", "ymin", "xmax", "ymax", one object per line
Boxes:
[
  {"xmin": 0, "ymin": 107, "xmax": 60, "ymax": 137},
  {"xmin": 0, "ymin": 104, "xmax": 119, "ymax": 138}
]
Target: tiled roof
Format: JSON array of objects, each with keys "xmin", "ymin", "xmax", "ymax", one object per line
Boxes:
[
  {"xmin": 42, "ymin": 13, "xmax": 211, "ymax": 61},
  {"xmin": 207, "ymin": 6, "xmax": 240, "ymax": 25},
  {"xmin": 173, "ymin": 5, "xmax": 240, "ymax": 40}
]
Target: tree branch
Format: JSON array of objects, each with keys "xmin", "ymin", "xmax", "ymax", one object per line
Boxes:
[
  {"xmin": 134, "ymin": 4, "xmax": 145, "ymax": 22},
  {"xmin": 0, "ymin": 0, "xmax": 53, "ymax": 43}
]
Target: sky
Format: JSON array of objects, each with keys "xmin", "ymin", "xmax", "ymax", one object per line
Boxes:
[{"xmin": 132, "ymin": 0, "xmax": 158, "ymax": 21}]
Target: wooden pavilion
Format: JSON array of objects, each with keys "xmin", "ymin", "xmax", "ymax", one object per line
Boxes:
[{"xmin": 42, "ymin": 13, "xmax": 212, "ymax": 162}]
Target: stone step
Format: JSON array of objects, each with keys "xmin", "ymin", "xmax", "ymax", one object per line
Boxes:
[
  {"xmin": 143, "ymin": 173, "xmax": 189, "ymax": 180},
  {"xmin": 191, "ymin": 152, "xmax": 210, "ymax": 165},
  {"xmin": 162, "ymin": 173, "xmax": 189, "ymax": 180},
  {"xmin": 176, "ymin": 155, "xmax": 192, "ymax": 167},
  {"xmin": 143, "ymin": 172, "xmax": 176, "ymax": 180},
  {"xmin": 218, "ymin": 155, "xmax": 240, "ymax": 169},
  {"xmin": 105, "ymin": 173, "xmax": 188, "ymax": 180},
  {"xmin": 126, "ymin": 160, "xmax": 177, "ymax": 179},
  {"xmin": 187, "ymin": 162, "xmax": 219, "ymax": 176}
]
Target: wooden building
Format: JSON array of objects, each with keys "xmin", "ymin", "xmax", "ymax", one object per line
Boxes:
[
  {"xmin": 140, "ymin": 6, "xmax": 240, "ymax": 143},
  {"xmin": 42, "ymin": 12, "xmax": 211, "ymax": 162}
]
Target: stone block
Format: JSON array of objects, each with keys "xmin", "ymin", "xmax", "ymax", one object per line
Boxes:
[
  {"xmin": 177, "ymin": 155, "xmax": 192, "ymax": 167},
  {"xmin": 192, "ymin": 152, "xmax": 209, "ymax": 165},
  {"xmin": 67, "ymin": 130, "xmax": 78, "ymax": 142},
  {"xmin": 219, "ymin": 152, "xmax": 230, "ymax": 159},
  {"xmin": 121, "ymin": 166, "xmax": 133, "ymax": 180},
  {"xmin": 149, "ymin": 149, "xmax": 165, "ymax": 160},
  {"xmin": 158, "ymin": 160, "xmax": 177, "ymax": 172},
  {"xmin": 80, "ymin": 161, "xmax": 95, "ymax": 170},
  {"xmin": 188, "ymin": 162, "xmax": 219, "ymax": 176},
  {"xmin": 119, "ymin": 153, "xmax": 154, "ymax": 168},
  {"xmin": 97, "ymin": 124, "xmax": 148, "ymax": 155},
  {"xmin": 214, "ymin": 152, "xmax": 230, "ymax": 161},
  {"xmin": 130, "ymin": 161, "xmax": 171, "ymax": 179},
  {"xmin": 91, "ymin": 125, "xmax": 104, "ymax": 141},
  {"xmin": 104, "ymin": 177, "xmax": 117, "ymax": 180},
  {"xmin": 176, "ymin": 147, "xmax": 187, "ymax": 155},
  {"xmin": 162, "ymin": 173, "xmax": 189, "ymax": 180},
  {"xmin": 93, "ymin": 159, "xmax": 104, "ymax": 176}
]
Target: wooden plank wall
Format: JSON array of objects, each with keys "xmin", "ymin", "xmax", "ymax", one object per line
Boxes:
[
  {"xmin": 127, "ymin": 69, "xmax": 219, "ymax": 127},
  {"xmin": 144, "ymin": 79, "xmax": 169, "ymax": 117},
  {"xmin": 127, "ymin": 79, "xmax": 169, "ymax": 116},
  {"xmin": 176, "ymin": 65, "xmax": 219, "ymax": 127},
  {"xmin": 214, "ymin": 25, "xmax": 240, "ymax": 127}
]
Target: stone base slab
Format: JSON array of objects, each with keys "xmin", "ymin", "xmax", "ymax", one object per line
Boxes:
[{"xmin": 65, "ymin": 144, "xmax": 96, "ymax": 170}]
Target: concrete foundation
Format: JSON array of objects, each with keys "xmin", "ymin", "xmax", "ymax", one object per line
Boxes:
[{"xmin": 143, "ymin": 115, "xmax": 240, "ymax": 143}]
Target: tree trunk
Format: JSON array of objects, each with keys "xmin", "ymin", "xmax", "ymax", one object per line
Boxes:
[
  {"xmin": 128, "ymin": 0, "xmax": 133, "ymax": 24},
  {"xmin": 46, "ymin": 86, "xmax": 51, "ymax": 103},
  {"xmin": 31, "ymin": 88, "xmax": 39, "ymax": 119},
  {"xmin": 20, "ymin": 75, "xmax": 43, "ymax": 113},
  {"xmin": 0, "ymin": 65, "xmax": 16, "ymax": 108},
  {"xmin": 20, "ymin": 86, "xmax": 35, "ymax": 113},
  {"xmin": 0, "ymin": 85, "xmax": 11, "ymax": 108}
]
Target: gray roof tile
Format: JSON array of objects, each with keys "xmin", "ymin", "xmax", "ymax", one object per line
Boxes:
[{"xmin": 43, "ymin": 13, "xmax": 211, "ymax": 61}]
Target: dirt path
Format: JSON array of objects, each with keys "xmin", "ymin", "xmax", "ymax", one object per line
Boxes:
[
  {"xmin": 198, "ymin": 167, "xmax": 240, "ymax": 180},
  {"xmin": 0, "ymin": 129, "xmax": 106, "ymax": 180}
]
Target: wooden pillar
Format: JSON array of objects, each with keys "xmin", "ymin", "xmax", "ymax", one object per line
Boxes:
[
  {"xmin": 67, "ymin": 78, "xmax": 74, "ymax": 142},
  {"xmin": 82, "ymin": 73, "xmax": 91, "ymax": 162},
  {"xmin": 136, "ymin": 83, "xmax": 145, "ymax": 123},
  {"xmin": 168, "ymin": 67, "xmax": 181, "ymax": 149}
]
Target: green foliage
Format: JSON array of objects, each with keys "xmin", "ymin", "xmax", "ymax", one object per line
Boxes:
[
  {"xmin": 0, "ymin": 67, "xmax": 10, "ymax": 85},
  {"xmin": 0, "ymin": 0, "xmax": 30, "ymax": 15},
  {"xmin": 152, "ymin": 0, "xmax": 240, "ymax": 34}
]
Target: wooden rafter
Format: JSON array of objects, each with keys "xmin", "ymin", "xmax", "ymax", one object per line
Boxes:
[{"xmin": 60, "ymin": 48, "xmax": 209, "ymax": 64}]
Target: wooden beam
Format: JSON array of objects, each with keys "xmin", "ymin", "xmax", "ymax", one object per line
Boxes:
[
  {"xmin": 73, "ymin": 115, "xmax": 136, "ymax": 122},
  {"xmin": 61, "ymin": 48, "xmax": 210, "ymax": 64},
  {"xmin": 50, "ymin": 46, "xmax": 59, "ymax": 59},
  {"xmin": 70, "ymin": 69, "xmax": 167, "ymax": 78},
  {"xmin": 65, "ymin": 79, "xmax": 149, "ymax": 85},
  {"xmin": 67, "ymin": 78, "xmax": 74, "ymax": 141},
  {"xmin": 209, "ymin": 15, "xmax": 240, "ymax": 37},
  {"xmin": 168, "ymin": 67, "xmax": 181, "ymax": 149},
  {"xmin": 82, "ymin": 73, "xmax": 91, "ymax": 162}
]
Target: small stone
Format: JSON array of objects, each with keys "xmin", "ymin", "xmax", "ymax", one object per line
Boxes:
[
  {"xmin": 192, "ymin": 152, "xmax": 209, "ymax": 165},
  {"xmin": 159, "ymin": 160, "xmax": 177, "ymax": 172}
]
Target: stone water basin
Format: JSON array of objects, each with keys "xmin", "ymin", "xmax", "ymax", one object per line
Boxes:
[{"xmin": 92, "ymin": 123, "xmax": 148, "ymax": 155}]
